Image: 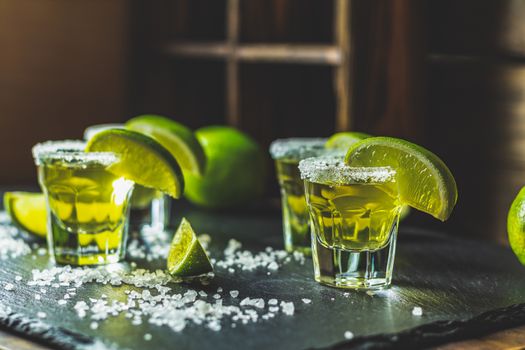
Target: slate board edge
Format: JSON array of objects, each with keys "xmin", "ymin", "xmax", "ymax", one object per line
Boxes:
[
  {"xmin": 0, "ymin": 302, "xmax": 95, "ymax": 350},
  {"xmin": 2, "ymin": 302, "xmax": 525, "ymax": 350},
  {"xmin": 320, "ymin": 302, "xmax": 525, "ymax": 350}
]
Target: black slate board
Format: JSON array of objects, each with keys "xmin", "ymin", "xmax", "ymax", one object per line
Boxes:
[{"xmin": 1, "ymin": 204, "xmax": 525, "ymax": 350}]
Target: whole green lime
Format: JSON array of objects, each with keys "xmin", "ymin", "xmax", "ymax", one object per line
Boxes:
[{"xmin": 184, "ymin": 126, "xmax": 266, "ymax": 208}]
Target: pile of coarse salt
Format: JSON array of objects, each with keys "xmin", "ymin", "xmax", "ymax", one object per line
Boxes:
[
  {"xmin": 25, "ymin": 265, "xmax": 299, "ymax": 332},
  {"xmin": 18, "ymin": 238, "xmax": 310, "ymax": 333},
  {"xmin": 215, "ymin": 239, "xmax": 305, "ymax": 274},
  {"xmin": 0, "ymin": 218, "xmax": 31, "ymax": 261}
]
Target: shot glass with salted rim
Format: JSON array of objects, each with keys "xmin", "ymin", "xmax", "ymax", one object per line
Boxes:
[
  {"xmin": 269, "ymin": 138, "xmax": 337, "ymax": 254},
  {"xmin": 33, "ymin": 140, "xmax": 134, "ymax": 265},
  {"xmin": 299, "ymin": 156, "xmax": 402, "ymax": 289},
  {"xmin": 84, "ymin": 124, "xmax": 171, "ymax": 232}
]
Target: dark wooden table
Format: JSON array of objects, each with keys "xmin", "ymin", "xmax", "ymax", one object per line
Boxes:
[{"xmin": 1, "ymin": 199, "xmax": 525, "ymax": 349}]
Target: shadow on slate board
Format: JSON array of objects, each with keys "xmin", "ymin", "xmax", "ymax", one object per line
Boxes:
[{"xmin": 1, "ymin": 201, "xmax": 525, "ymax": 349}]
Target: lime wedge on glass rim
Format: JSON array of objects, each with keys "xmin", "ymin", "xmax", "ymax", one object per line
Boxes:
[
  {"xmin": 85, "ymin": 129, "xmax": 184, "ymax": 198},
  {"xmin": 508, "ymin": 187, "xmax": 525, "ymax": 265},
  {"xmin": 167, "ymin": 218, "xmax": 213, "ymax": 277},
  {"xmin": 345, "ymin": 137, "xmax": 458, "ymax": 221},
  {"xmin": 325, "ymin": 131, "xmax": 371, "ymax": 150},
  {"xmin": 4, "ymin": 192, "xmax": 47, "ymax": 237},
  {"xmin": 126, "ymin": 115, "xmax": 206, "ymax": 177}
]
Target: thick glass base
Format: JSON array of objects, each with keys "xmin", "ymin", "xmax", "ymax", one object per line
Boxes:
[
  {"xmin": 130, "ymin": 194, "xmax": 171, "ymax": 232},
  {"xmin": 48, "ymin": 216, "xmax": 128, "ymax": 266},
  {"xmin": 312, "ymin": 227, "xmax": 397, "ymax": 290},
  {"xmin": 53, "ymin": 250, "xmax": 122, "ymax": 266}
]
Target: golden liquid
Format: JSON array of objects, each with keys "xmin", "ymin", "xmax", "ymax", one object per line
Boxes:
[
  {"xmin": 275, "ymin": 159, "xmax": 310, "ymax": 253},
  {"xmin": 305, "ymin": 180, "xmax": 401, "ymax": 251},
  {"xmin": 39, "ymin": 160, "xmax": 133, "ymax": 265}
]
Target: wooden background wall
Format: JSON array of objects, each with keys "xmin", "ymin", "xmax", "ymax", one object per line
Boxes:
[
  {"xmin": 0, "ymin": 0, "xmax": 129, "ymax": 184},
  {"xmin": 1, "ymin": 0, "xmax": 525, "ymax": 242}
]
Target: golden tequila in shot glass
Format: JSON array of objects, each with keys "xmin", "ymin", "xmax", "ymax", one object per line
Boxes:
[
  {"xmin": 84, "ymin": 124, "xmax": 171, "ymax": 231},
  {"xmin": 299, "ymin": 156, "xmax": 401, "ymax": 289},
  {"xmin": 33, "ymin": 141, "xmax": 134, "ymax": 265},
  {"xmin": 269, "ymin": 138, "xmax": 334, "ymax": 254}
]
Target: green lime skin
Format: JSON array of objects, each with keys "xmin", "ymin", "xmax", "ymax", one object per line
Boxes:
[
  {"xmin": 86, "ymin": 129, "xmax": 184, "ymax": 199},
  {"xmin": 184, "ymin": 126, "xmax": 266, "ymax": 208},
  {"xmin": 126, "ymin": 115, "xmax": 206, "ymax": 177},
  {"xmin": 508, "ymin": 186, "xmax": 525, "ymax": 265}
]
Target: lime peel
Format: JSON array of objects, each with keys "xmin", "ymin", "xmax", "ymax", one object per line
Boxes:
[
  {"xmin": 167, "ymin": 218, "xmax": 213, "ymax": 277},
  {"xmin": 126, "ymin": 115, "xmax": 206, "ymax": 177},
  {"xmin": 508, "ymin": 186, "xmax": 525, "ymax": 265},
  {"xmin": 345, "ymin": 136, "xmax": 458, "ymax": 221},
  {"xmin": 4, "ymin": 192, "xmax": 47, "ymax": 237},
  {"xmin": 85, "ymin": 129, "xmax": 184, "ymax": 199}
]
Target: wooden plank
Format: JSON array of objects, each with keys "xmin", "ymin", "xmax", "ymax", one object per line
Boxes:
[
  {"xmin": 163, "ymin": 42, "xmax": 231, "ymax": 59},
  {"xmin": 333, "ymin": 0, "xmax": 351, "ymax": 131},
  {"xmin": 0, "ymin": 329, "xmax": 51, "ymax": 350},
  {"xmin": 433, "ymin": 324, "xmax": 525, "ymax": 350},
  {"xmin": 162, "ymin": 42, "xmax": 342, "ymax": 65},
  {"xmin": 236, "ymin": 44, "xmax": 340, "ymax": 65},
  {"xmin": 427, "ymin": 0, "xmax": 525, "ymax": 58},
  {"xmin": 225, "ymin": 0, "xmax": 240, "ymax": 126}
]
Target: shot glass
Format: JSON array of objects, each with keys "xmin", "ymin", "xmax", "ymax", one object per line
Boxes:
[
  {"xmin": 33, "ymin": 140, "xmax": 134, "ymax": 265},
  {"xmin": 84, "ymin": 124, "xmax": 171, "ymax": 231},
  {"xmin": 269, "ymin": 138, "xmax": 335, "ymax": 254},
  {"xmin": 299, "ymin": 156, "xmax": 401, "ymax": 289}
]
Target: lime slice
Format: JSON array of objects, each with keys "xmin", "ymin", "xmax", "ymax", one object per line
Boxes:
[
  {"xmin": 85, "ymin": 129, "xmax": 184, "ymax": 199},
  {"xmin": 508, "ymin": 187, "xmax": 525, "ymax": 265},
  {"xmin": 345, "ymin": 137, "xmax": 457, "ymax": 221},
  {"xmin": 126, "ymin": 115, "xmax": 206, "ymax": 176},
  {"xmin": 167, "ymin": 218, "xmax": 213, "ymax": 277},
  {"xmin": 325, "ymin": 132, "xmax": 371, "ymax": 150},
  {"xmin": 4, "ymin": 192, "xmax": 47, "ymax": 237}
]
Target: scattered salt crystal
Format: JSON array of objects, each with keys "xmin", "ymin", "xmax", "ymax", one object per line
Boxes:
[
  {"xmin": 37, "ymin": 312, "xmax": 46, "ymax": 319},
  {"xmin": 199, "ymin": 291, "xmax": 207, "ymax": 297},
  {"xmin": 37, "ymin": 247, "xmax": 47, "ymax": 256},
  {"xmin": 144, "ymin": 333, "xmax": 152, "ymax": 341},
  {"xmin": 343, "ymin": 292, "xmax": 350, "ymax": 297},
  {"xmin": 302, "ymin": 298, "xmax": 311, "ymax": 304},
  {"xmin": 58, "ymin": 300, "xmax": 67, "ymax": 305},
  {"xmin": 344, "ymin": 331, "xmax": 354, "ymax": 340},
  {"xmin": 15, "ymin": 276, "xmax": 22, "ymax": 281},
  {"xmin": 267, "ymin": 262, "xmax": 279, "ymax": 271},
  {"xmin": 268, "ymin": 299, "xmax": 278, "ymax": 306},
  {"xmin": 213, "ymin": 294, "xmax": 221, "ymax": 300},
  {"xmin": 366, "ymin": 291, "xmax": 375, "ymax": 297},
  {"xmin": 217, "ymin": 287, "xmax": 223, "ymax": 293},
  {"xmin": 330, "ymin": 297, "xmax": 335, "ymax": 301},
  {"xmin": 254, "ymin": 299, "xmax": 265, "ymax": 309},
  {"xmin": 35, "ymin": 294, "xmax": 41, "ymax": 300},
  {"xmin": 90, "ymin": 322, "xmax": 98, "ymax": 330},
  {"xmin": 228, "ymin": 268, "xmax": 235, "ymax": 274},
  {"xmin": 4, "ymin": 283, "xmax": 14, "ymax": 291},
  {"xmin": 269, "ymin": 306, "xmax": 279, "ymax": 313},
  {"xmin": 280, "ymin": 301, "xmax": 294, "ymax": 316},
  {"xmin": 229, "ymin": 290, "xmax": 239, "ymax": 298},
  {"xmin": 412, "ymin": 306, "xmax": 423, "ymax": 316}
]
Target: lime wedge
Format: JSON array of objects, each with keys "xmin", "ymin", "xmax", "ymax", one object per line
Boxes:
[
  {"xmin": 85, "ymin": 129, "xmax": 184, "ymax": 198},
  {"xmin": 167, "ymin": 218, "xmax": 213, "ymax": 277},
  {"xmin": 325, "ymin": 132, "xmax": 371, "ymax": 150},
  {"xmin": 508, "ymin": 187, "xmax": 525, "ymax": 265},
  {"xmin": 345, "ymin": 137, "xmax": 457, "ymax": 221},
  {"xmin": 4, "ymin": 192, "xmax": 47, "ymax": 237},
  {"xmin": 126, "ymin": 115, "xmax": 206, "ymax": 176}
]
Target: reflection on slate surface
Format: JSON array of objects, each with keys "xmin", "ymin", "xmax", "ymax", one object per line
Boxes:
[{"xmin": 0, "ymin": 204, "xmax": 525, "ymax": 350}]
